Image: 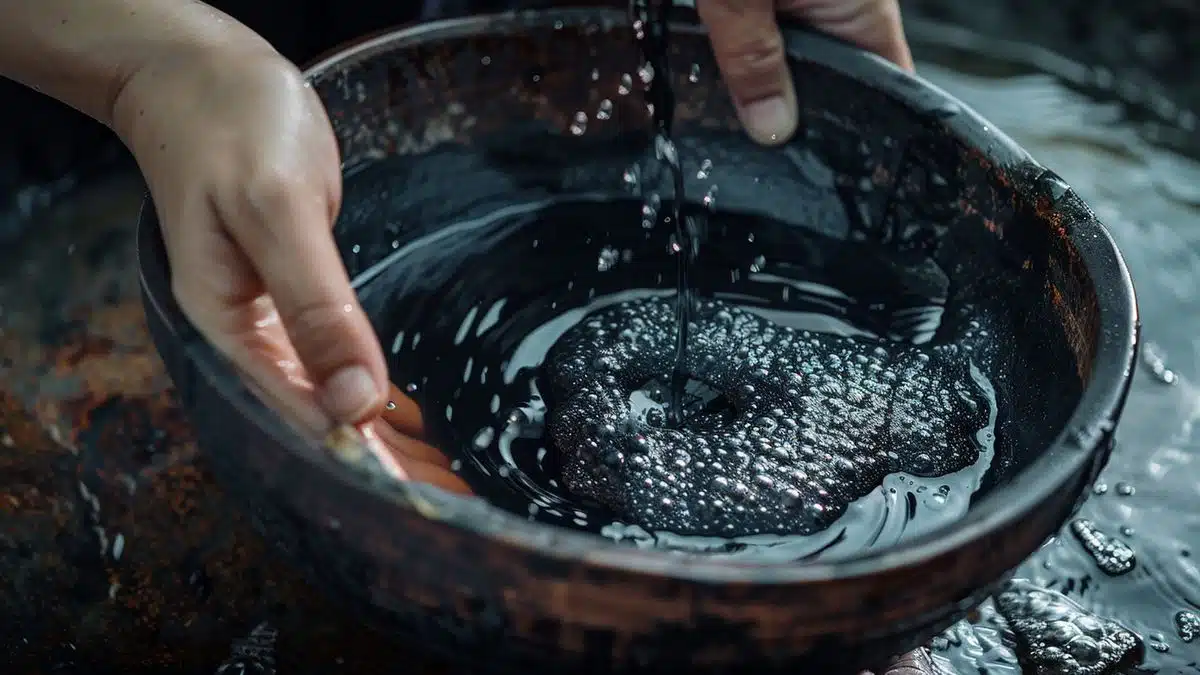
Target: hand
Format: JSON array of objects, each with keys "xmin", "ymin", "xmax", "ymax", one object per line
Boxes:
[
  {"xmin": 371, "ymin": 383, "xmax": 472, "ymax": 494},
  {"xmin": 697, "ymin": 0, "xmax": 914, "ymax": 146},
  {"xmin": 112, "ymin": 45, "xmax": 388, "ymax": 433}
]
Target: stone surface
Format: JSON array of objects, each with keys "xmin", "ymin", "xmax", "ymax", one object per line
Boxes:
[{"xmin": 0, "ymin": 176, "xmax": 450, "ymax": 673}]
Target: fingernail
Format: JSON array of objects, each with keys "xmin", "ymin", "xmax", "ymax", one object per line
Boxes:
[
  {"xmin": 320, "ymin": 365, "xmax": 381, "ymax": 423},
  {"xmin": 740, "ymin": 95, "xmax": 796, "ymax": 146}
]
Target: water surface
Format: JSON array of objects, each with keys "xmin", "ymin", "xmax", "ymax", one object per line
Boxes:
[{"xmin": 910, "ymin": 22, "xmax": 1200, "ymax": 673}]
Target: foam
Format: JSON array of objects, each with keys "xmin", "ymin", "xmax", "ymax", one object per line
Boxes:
[{"xmin": 545, "ymin": 297, "xmax": 989, "ymax": 537}]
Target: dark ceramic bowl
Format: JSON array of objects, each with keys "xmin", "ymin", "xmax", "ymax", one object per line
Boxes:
[{"xmin": 137, "ymin": 6, "xmax": 1139, "ymax": 673}]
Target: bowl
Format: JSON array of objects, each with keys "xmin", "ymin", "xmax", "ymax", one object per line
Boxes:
[{"xmin": 137, "ymin": 6, "xmax": 1139, "ymax": 672}]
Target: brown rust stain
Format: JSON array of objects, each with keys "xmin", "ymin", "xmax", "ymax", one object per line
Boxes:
[{"xmin": 0, "ymin": 176, "xmax": 459, "ymax": 671}]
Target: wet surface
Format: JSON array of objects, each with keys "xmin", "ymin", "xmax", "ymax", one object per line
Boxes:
[
  {"xmin": 0, "ymin": 178, "xmax": 451, "ymax": 672},
  {"xmin": 915, "ymin": 49, "xmax": 1200, "ymax": 674},
  {"xmin": 1, "ymin": 27, "xmax": 1200, "ymax": 675}
]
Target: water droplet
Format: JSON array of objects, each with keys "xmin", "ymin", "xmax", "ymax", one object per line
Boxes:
[
  {"xmin": 1175, "ymin": 610, "xmax": 1200, "ymax": 642},
  {"xmin": 570, "ymin": 111, "xmax": 588, "ymax": 136},
  {"xmin": 1141, "ymin": 341, "xmax": 1177, "ymax": 385},
  {"xmin": 597, "ymin": 246, "xmax": 620, "ymax": 272},
  {"xmin": 637, "ymin": 63, "xmax": 655, "ymax": 85},
  {"xmin": 472, "ymin": 427, "xmax": 495, "ymax": 450}
]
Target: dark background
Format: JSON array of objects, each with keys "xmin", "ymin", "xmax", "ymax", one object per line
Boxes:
[{"xmin": 0, "ymin": 0, "xmax": 1196, "ymax": 236}]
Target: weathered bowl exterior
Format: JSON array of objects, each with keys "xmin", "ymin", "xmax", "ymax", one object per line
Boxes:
[{"xmin": 137, "ymin": 7, "xmax": 1138, "ymax": 672}]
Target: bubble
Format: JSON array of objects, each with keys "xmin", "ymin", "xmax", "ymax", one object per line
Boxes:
[
  {"xmin": 544, "ymin": 297, "xmax": 990, "ymax": 537},
  {"xmin": 569, "ymin": 111, "xmax": 588, "ymax": 136},
  {"xmin": 597, "ymin": 246, "xmax": 620, "ymax": 272},
  {"xmin": 1141, "ymin": 342, "xmax": 1177, "ymax": 385},
  {"xmin": 618, "ymin": 73, "xmax": 633, "ymax": 95},
  {"xmin": 596, "ymin": 99, "xmax": 614, "ymax": 121},
  {"xmin": 1175, "ymin": 610, "xmax": 1199, "ymax": 643},
  {"xmin": 1069, "ymin": 519, "xmax": 1137, "ymax": 576},
  {"xmin": 996, "ymin": 580, "xmax": 1143, "ymax": 675}
]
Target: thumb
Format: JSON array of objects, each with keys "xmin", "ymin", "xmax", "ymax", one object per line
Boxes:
[
  {"xmin": 232, "ymin": 184, "xmax": 388, "ymax": 425},
  {"xmin": 698, "ymin": 0, "xmax": 798, "ymax": 146},
  {"xmin": 780, "ymin": 0, "xmax": 914, "ymax": 71}
]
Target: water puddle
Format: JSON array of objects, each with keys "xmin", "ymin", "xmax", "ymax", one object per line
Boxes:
[{"xmin": 910, "ymin": 23, "xmax": 1200, "ymax": 674}]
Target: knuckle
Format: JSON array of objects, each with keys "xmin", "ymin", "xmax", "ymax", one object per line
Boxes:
[
  {"xmin": 242, "ymin": 167, "xmax": 304, "ymax": 222},
  {"xmin": 718, "ymin": 34, "xmax": 789, "ymax": 95},
  {"xmin": 235, "ymin": 166, "xmax": 339, "ymax": 244},
  {"xmin": 280, "ymin": 300, "xmax": 360, "ymax": 366}
]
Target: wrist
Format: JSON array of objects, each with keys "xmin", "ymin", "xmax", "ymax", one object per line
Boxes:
[
  {"xmin": 111, "ymin": 37, "xmax": 286, "ymax": 151},
  {"xmin": 0, "ymin": 0, "xmax": 279, "ymax": 133}
]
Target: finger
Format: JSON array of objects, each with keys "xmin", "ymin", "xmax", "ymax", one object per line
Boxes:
[
  {"xmin": 368, "ymin": 419, "xmax": 452, "ymax": 470},
  {"xmin": 781, "ymin": 0, "xmax": 914, "ymax": 71},
  {"xmin": 365, "ymin": 429, "xmax": 472, "ymax": 496},
  {"xmin": 227, "ymin": 176, "xmax": 388, "ymax": 426},
  {"xmin": 400, "ymin": 461, "xmax": 473, "ymax": 495},
  {"xmin": 382, "ymin": 382, "xmax": 425, "ymax": 438},
  {"xmin": 163, "ymin": 201, "xmax": 331, "ymax": 435},
  {"xmin": 363, "ymin": 420, "xmax": 469, "ymax": 494},
  {"xmin": 697, "ymin": 0, "xmax": 798, "ymax": 145},
  {"xmin": 223, "ymin": 316, "xmax": 328, "ymax": 436}
]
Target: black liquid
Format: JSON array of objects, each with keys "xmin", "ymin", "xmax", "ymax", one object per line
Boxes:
[
  {"xmin": 992, "ymin": 580, "xmax": 1143, "ymax": 673},
  {"xmin": 630, "ymin": 0, "xmax": 699, "ymax": 424},
  {"xmin": 359, "ymin": 189, "xmax": 1001, "ymax": 563}
]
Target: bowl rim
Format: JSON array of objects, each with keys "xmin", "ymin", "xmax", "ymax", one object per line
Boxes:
[{"xmin": 138, "ymin": 6, "xmax": 1140, "ymax": 585}]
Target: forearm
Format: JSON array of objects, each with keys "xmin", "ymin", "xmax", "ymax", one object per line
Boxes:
[{"xmin": 0, "ymin": 0, "xmax": 273, "ymax": 128}]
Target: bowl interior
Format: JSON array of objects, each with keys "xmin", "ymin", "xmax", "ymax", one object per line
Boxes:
[{"xmin": 303, "ymin": 8, "xmax": 1128, "ymax": 564}]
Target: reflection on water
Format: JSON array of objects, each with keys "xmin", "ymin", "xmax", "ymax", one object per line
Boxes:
[{"xmin": 911, "ymin": 27, "xmax": 1200, "ymax": 674}]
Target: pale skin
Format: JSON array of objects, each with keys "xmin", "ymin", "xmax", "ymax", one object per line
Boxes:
[
  {"xmin": 0, "ymin": 0, "xmax": 911, "ymax": 434},
  {"xmin": 0, "ymin": 1, "xmax": 926, "ymax": 670}
]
